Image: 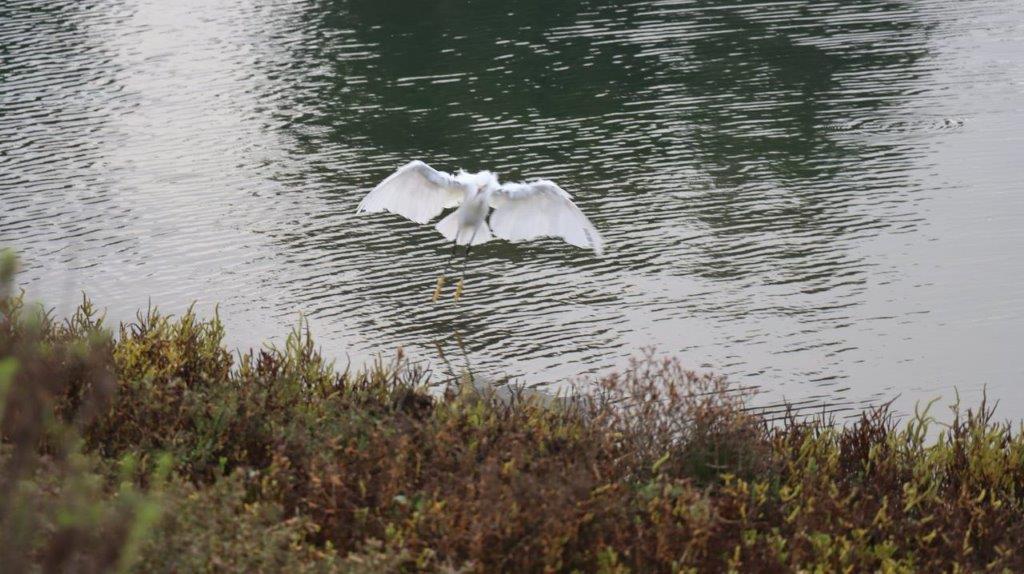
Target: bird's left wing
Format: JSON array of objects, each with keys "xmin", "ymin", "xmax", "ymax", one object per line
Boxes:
[
  {"xmin": 357, "ymin": 160, "xmax": 466, "ymax": 224},
  {"xmin": 489, "ymin": 180, "xmax": 604, "ymax": 255}
]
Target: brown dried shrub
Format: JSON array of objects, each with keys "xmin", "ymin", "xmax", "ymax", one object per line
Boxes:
[{"xmin": 4, "ymin": 249, "xmax": 1024, "ymax": 572}]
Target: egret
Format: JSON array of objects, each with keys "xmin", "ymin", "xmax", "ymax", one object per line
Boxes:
[{"xmin": 356, "ymin": 160, "xmax": 604, "ymax": 301}]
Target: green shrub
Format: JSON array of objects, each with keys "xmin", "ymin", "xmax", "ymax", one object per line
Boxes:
[{"xmin": 3, "ymin": 249, "xmax": 1024, "ymax": 572}]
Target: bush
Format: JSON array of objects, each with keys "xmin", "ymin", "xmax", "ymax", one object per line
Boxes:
[{"xmin": 3, "ymin": 248, "xmax": 1024, "ymax": 572}]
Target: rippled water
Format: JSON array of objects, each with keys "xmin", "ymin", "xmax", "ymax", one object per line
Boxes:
[{"xmin": 2, "ymin": 0, "xmax": 1023, "ymax": 417}]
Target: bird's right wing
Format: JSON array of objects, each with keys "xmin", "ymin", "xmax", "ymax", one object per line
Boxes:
[{"xmin": 357, "ymin": 161, "xmax": 466, "ymax": 224}]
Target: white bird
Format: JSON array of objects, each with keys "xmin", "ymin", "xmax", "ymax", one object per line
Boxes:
[{"xmin": 357, "ymin": 160, "xmax": 604, "ymax": 301}]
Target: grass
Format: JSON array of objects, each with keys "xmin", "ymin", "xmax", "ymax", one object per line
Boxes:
[{"xmin": 3, "ymin": 248, "xmax": 1024, "ymax": 572}]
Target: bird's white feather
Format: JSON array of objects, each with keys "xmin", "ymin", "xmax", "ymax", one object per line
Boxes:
[
  {"xmin": 489, "ymin": 180, "xmax": 604, "ymax": 255},
  {"xmin": 435, "ymin": 210, "xmax": 493, "ymax": 246},
  {"xmin": 356, "ymin": 160, "xmax": 466, "ymax": 224}
]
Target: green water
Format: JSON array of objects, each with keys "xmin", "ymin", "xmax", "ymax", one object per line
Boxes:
[{"xmin": 2, "ymin": 0, "xmax": 1023, "ymax": 417}]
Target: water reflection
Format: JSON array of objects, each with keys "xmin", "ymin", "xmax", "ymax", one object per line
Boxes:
[{"xmin": 2, "ymin": 0, "xmax": 1022, "ymax": 418}]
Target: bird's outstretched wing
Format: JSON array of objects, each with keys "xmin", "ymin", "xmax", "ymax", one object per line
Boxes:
[
  {"xmin": 489, "ymin": 180, "xmax": 604, "ymax": 255},
  {"xmin": 357, "ymin": 161, "xmax": 466, "ymax": 224}
]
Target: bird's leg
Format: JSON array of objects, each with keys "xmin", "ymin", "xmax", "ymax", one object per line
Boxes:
[
  {"xmin": 443, "ymin": 236, "xmax": 460, "ymax": 274},
  {"xmin": 433, "ymin": 233, "xmax": 459, "ymax": 302},
  {"xmin": 453, "ymin": 231, "xmax": 477, "ymax": 302},
  {"xmin": 453, "ymin": 244, "xmax": 471, "ymax": 302}
]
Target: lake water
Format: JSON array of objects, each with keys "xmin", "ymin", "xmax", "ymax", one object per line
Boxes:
[{"xmin": 2, "ymin": 0, "xmax": 1023, "ymax": 419}]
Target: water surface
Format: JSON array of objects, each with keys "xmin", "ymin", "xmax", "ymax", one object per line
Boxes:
[{"xmin": 2, "ymin": 0, "xmax": 1023, "ymax": 417}]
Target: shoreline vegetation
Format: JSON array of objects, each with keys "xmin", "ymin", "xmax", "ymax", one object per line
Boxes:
[{"xmin": 3, "ymin": 250, "xmax": 1024, "ymax": 573}]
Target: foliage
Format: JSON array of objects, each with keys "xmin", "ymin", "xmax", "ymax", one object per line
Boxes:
[{"xmin": 3, "ymin": 248, "xmax": 1024, "ymax": 572}]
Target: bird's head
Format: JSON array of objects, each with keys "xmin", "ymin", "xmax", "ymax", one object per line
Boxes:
[
  {"xmin": 472, "ymin": 170, "xmax": 499, "ymax": 194},
  {"xmin": 454, "ymin": 169, "xmax": 500, "ymax": 196}
]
